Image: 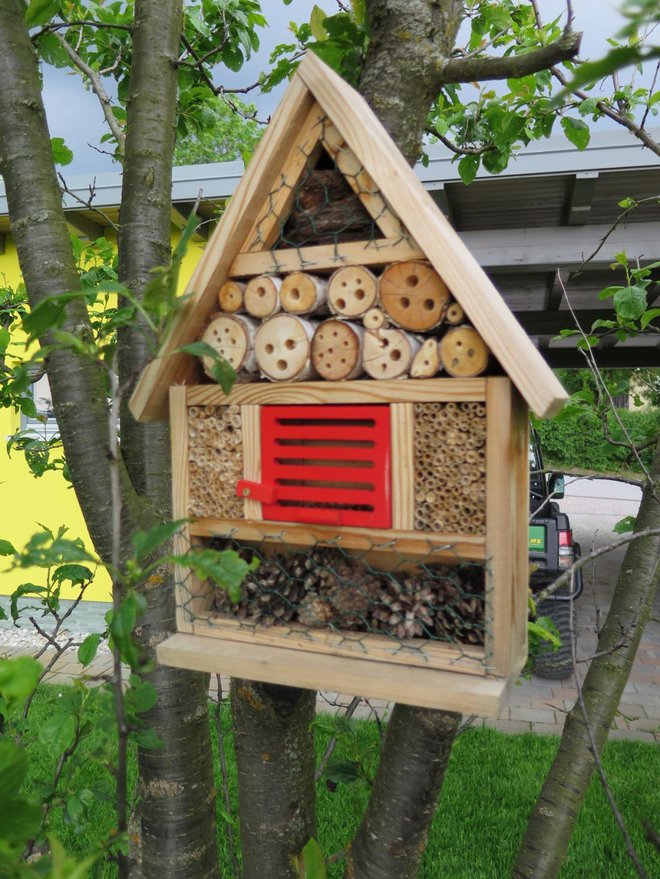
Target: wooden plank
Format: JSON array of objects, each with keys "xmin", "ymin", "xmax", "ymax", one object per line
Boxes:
[
  {"xmin": 243, "ymin": 102, "xmax": 326, "ymax": 252},
  {"xmin": 129, "ymin": 72, "xmax": 316, "ymax": 422},
  {"xmin": 485, "ymin": 378, "xmax": 517, "ymax": 677},
  {"xmin": 158, "ymin": 632, "xmax": 511, "ymax": 714},
  {"xmin": 320, "ymin": 122, "xmax": 406, "ymax": 240},
  {"xmin": 170, "ymin": 387, "xmax": 194, "ymax": 632},
  {"xmin": 391, "ymin": 403, "xmax": 415, "ymax": 530},
  {"xmin": 297, "ymin": 52, "xmax": 568, "ymax": 419},
  {"xmin": 511, "ymin": 389, "xmax": 530, "ymax": 674},
  {"xmin": 230, "ymin": 238, "xmax": 426, "ymax": 277},
  {"xmin": 194, "ymin": 613, "xmax": 486, "ymax": 675},
  {"xmin": 187, "ymin": 377, "xmax": 487, "ymax": 407},
  {"xmin": 189, "ymin": 517, "xmax": 486, "ymax": 561},
  {"xmin": 241, "ymin": 405, "xmax": 262, "ymax": 520}
]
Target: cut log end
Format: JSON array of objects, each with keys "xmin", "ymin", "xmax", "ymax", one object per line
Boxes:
[
  {"xmin": 200, "ymin": 314, "xmax": 258, "ymax": 377},
  {"xmin": 439, "ymin": 326, "xmax": 490, "ymax": 377},
  {"xmin": 311, "ymin": 319, "xmax": 363, "ymax": 381},
  {"xmin": 363, "ymin": 328, "xmax": 420, "ymax": 380},
  {"xmin": 410, "ymin": 337, "xmax": 441, "ymax": 378},
  {"xmin": 379, "ymin": 261, "xmax": 450, "ymax": 331},
  {"xmin": 245, "ymin": 275, "xmax": 282, "ymax": 319},
  {"xmin": 362, "ymin": 308, "xmax": 388, "ymax": 330},
  {"xmin": 444, "ymin": 299, "xmax": 465, "ymax": 325},
  {"xmin": 280, "ymin": 272, "xmax": 328, "ymax": 315},
  {"xmin": 328, "ymin": 265, "xmax": 378, "ymax": 317},
  {"xmin": 218, "ymin": 280, "xmax": 245, "ymax": 313},
  {"xmin": 254, "ymin": 313, "xmax": 316, "ymax": 382}
]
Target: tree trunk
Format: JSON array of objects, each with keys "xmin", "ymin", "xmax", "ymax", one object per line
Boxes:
[
  {"xmin": 231, "ymin": 680, "xmax": 318, "ymax": 879},
  {"xmin": 513, "ymin": 439, "xmax": 660, "ymax": 879}
]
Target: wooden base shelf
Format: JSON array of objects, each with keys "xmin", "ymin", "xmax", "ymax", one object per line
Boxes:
[{"xmin": 157, "ymin": 632, "xmax": 512, "ymax": 715}]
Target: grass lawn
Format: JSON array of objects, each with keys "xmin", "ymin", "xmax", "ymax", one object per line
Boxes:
[{"xmin": 20, "ymin": 684, "xmax": 660, "ymax": 879}]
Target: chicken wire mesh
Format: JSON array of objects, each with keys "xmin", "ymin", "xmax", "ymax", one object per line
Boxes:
[{"xmin": 176, "ymin": 529, "xmax": 493, "ymax": 671}]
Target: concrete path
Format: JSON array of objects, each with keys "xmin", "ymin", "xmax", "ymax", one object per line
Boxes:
[{"xmin": 1, "ymin": 478, "xmax": 657, "ymax": 741}]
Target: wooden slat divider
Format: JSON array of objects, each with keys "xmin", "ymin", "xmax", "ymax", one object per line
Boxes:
[
  {"xmin": 241, "ymin": 405, "xmax": 262, "ymax": 520},
  {"xmin": 391, "ymin": 403, "xmax": 415, "ymax": 530}
]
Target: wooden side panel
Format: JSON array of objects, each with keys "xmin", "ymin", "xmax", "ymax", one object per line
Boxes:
[
  {"xmin": 187, "ymin": 377, "xmax": 487, "ymax": 407},
  {"xmin": 511, "ymin": 389, "xmax": 530, "ymax": 672},
  {"xmin": 297, "ymin": 53, "xmax": 567, "ymax": 419},
  {"xmin": 130, "ymin": 73, "xmax": 316, "ymax": 422},
  {"xmin": 230, "ymin": 238, "xmax": 426, "ymax": 277},
  {"xmin": 158, "ymin": 632, "xmax": 510, "ymax": 715},
  {"xmin": 170, "ymin": 387, "xmax": 194, "ymax": 633},
  {"xmin": 241, "ymin": 405, "xmax": 262, "ymax": 520},
  {"xmin": 391, "ymin": 403, "xmax": 414, "ymax": 530}
]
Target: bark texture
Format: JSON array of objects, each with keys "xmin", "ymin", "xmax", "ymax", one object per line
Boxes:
[
  {"xmin": 347, "ymin": 705, "xmax": 461, "ymax": 879},
  {"xmin": 513, "ymin": 441, "xmax": 660, "ymax": 879},
  {"xmin": 231, "ymin": 680, "xmax": 318, "ymax": 879}
]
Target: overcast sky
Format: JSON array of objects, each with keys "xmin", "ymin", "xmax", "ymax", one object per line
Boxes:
[{"xmin": 42, "ymin": 0, "xmax": 634, "ymax": 175}]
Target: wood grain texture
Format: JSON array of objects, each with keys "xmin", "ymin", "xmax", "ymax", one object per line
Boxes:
[
  {"xmin": 186, "ymin": 377, "xmax": 487, "ymax": 406},
  {"xmin": 391, "ymin": 403, "xmax": 415, "ymax": 530},
  {"xmin": 157, "ymin": 632, "xmax": 511, "ymax": 714},
  {"xmin": 230, "ymin": 238, "xmax": 425, "ymax": 277},
  {"xmin": 129, "ymin": 73, "xmax": 316, "ymax": 421},
  {"xmin": 241, "ymin": 404, "xmax": 262, "ymax": 520},
  {"xmin": 195, "ymin": 613, "xmax": 486, "ymax": 675},
  {"xmin": 297, "ymin": 53, "xmax": 567, "ymax": 418}
]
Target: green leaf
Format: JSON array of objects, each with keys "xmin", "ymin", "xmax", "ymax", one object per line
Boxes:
[
  {"xmin": 0, "ymin": 539, "xmax": 16, "ymax": 556},
  {"xmin": 613, "ymin": 285, "xmax": 647, "ymax": 320},
  {"xmin": 613, "ymin": 515, "xmax": 636, "ymax": 534},
  {"xmin": 0, "ymin": 741, "xmax": 27, "ymax": 798},
  {"xmin": 10, "ymin": 583, "xmax": 47, "ymax": 623},
  {"xmin": 0, "ymin": 656, "xmax": 42, "ymax": 703},
  {"xmin": 38, "ymin": 714, "xmax": 76, "ymax": 755},
  {"xmin": 292, "ymin": 838, "xmax": 327, "ymax": 879},
  {"xmin": 640, "ymin": 308, "xmax": 660, "ymax": 329},
  {"xmin": 555, "ymin": 46, "xmax": 644, "ymax": 98},
  {"xmin": 131, "ymin": 519, "xmax": 188, "ymax": 561},
  {"xmin": 52, "ymin": 564, "xmax": 93, "ymax": 585},
  {"xmin": 598, "ymin": 285, "xmax": 623, "ymax": 301},
  {"xmin": 0, "ymin": 797, "xmax": 42, "ymax": 843},
  {"xmin": 133, "ymin": 727, "xmax": 163, "ymax": 749},
  {"xmin": 458, "ymin": 154, "xmax": 480, "ymax": 185},
  {"xmin": 25, "ymin": 0, "xmax": 61, "ymax": 27},
  {"xmin": 175, "ymin": 548, "xmax": 258, "ymax": 603},
  {"xmin": 128, "ymin": 676, "xmax": 158, "ymax": 714},
  {"xmin": 77, "ymin": 633, "xmax": 101, "ymax": 667},
  {"xmin": 561, "ymin": 117, "xmax": 590, "ymax": 150},
  {"xmin": 324, "ymin": 759, "xmax": 361, "ymax": 785},
  {"xmin": 310, "ymin": 5, "xmax": 328, "ymax": 41},
  {"xmin": 49, "ymin": 834, "xmax": 103, "ymax": 879},
  {"xmin": 210, "ymin": 358, "xmax": 237, "ymax": 395},
  {"xmin": 51, "ymin": 137, "xmax": 73, "ymax": 167}
]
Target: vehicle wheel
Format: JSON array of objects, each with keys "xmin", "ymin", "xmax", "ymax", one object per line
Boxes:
[{"xmin": 532, "ymin": 598, "xmax": 574, "ymax": 679}]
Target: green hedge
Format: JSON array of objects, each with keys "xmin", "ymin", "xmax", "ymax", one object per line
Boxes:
[{"xmin": 535, "ymin": 407, "xmax": 660, "ymax": 474}]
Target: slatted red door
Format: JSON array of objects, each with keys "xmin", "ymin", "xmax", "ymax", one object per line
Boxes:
[{"xmin": 240, "ymin": 404, "xmax": 392, "ymax": 528}]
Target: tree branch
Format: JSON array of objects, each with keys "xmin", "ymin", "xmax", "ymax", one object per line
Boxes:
[
  {"xmin": 442, "ymin": 29, "xmax": 581, "ymax": 84},
  {"xmin": 424, "ymin": 125, "xmax": 493, "ymax": 155}
]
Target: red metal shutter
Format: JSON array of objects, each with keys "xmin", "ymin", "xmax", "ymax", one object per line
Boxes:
[{"xmin": 242, "ymin": 404, "xmax": 392, "ymax": 528}]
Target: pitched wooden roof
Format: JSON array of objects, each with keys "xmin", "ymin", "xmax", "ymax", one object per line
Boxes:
[{"xmin": 130, "ymin": 52, "xmax": 567, "ymax": 421}]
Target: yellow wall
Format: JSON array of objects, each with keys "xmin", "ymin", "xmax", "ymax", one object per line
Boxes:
[{"xmin": 0, "ymin": 232, "xmax": 206, "ymax": 602}]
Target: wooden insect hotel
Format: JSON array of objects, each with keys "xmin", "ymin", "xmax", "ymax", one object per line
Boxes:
[{"xmin": 130, "ymin": 53, "xmax": 567, "ymax": 715}]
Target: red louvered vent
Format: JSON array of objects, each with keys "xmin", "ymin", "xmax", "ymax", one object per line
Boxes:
[{"xmin": 243, "ymin": 404, "xmax": 391, "ymax": 528}]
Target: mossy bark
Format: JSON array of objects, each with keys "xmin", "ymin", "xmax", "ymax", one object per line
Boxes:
[{"xmin": 513, "ymin": 440, "xmax": 660, "ymax": 879}]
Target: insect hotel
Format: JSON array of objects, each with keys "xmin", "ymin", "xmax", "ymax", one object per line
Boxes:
[{"xmin": 130, "ymin": 53, "xmax": 567, "ymax": 715}]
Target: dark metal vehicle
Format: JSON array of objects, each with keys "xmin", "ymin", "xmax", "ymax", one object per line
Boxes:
[{"xmin": 528, "ymin": 431, "xmax": 583, "ymax": 678}]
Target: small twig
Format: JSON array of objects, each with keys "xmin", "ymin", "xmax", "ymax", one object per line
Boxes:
[
  {"xmin": 58, "ymin": 173, "xmax": 119, "ymax": 232},
  {"xmin": 215, "ymin": 677, "xmax": 241, "ymax": 879},
  {"xmin": 315, "ymin": 696, "xmax": 362, "ymax": 781},
  {"xmin": 640, "ymin": 61, "xmax": 660, "ymax": 129},
  {"xmin": 32, "ymin": 20, "xmax": 132, "ymax": 40}
]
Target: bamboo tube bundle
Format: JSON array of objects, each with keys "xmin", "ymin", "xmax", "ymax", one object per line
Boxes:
[
  {"xmin": 444, "ymin": 298, "xmax": 465, "ymax": 325},
  {"xmin": 311, "ymin": 319, "xmax": 365, "ymax": 381},
  {"xmin": 410, "ymin": 337, "xmax": 441, "ymax": 378},
  {"xmin": 218, "ymin": 280, "xmax": 246, "ymax": 313},
  {"xmin": 362, "ymin": 327, "xmax": 420, "ymax": 380},
  {"xmin": 328, "ymin": 265, "xmax": 378, "ymax": 317},
  {"xmin": 439, "ymin": 326, "xmax": 490, "ymax": 377},
  {"xmin": 200, "ymin": 314, "xmax": 259, "ymax": 380},
  {"xmin": 379, "ymin": 261, "xmax": 450, "ymax": 331},
  {"xmin": 187, "ymin": 405, "xmax": 244, "ymax": 520},
  {"xmin": 244, "ymin": 275, "xmax": 282, "ymax": 319},
  {"xmin": 280, "ymin": 272, "xmax": 329, "ymax": 315},
  {"xmin": 254, "ymin": 313, "xmax": 317, "ymax": 381}
]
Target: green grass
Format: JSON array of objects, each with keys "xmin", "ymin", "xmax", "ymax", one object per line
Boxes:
[{"xmin": 19, "ymin": 684, "xmax": 660, "ymax": 879}]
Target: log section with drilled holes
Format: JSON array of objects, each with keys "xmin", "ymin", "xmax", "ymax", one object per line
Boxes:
[
  {"xmin": 188, "ymin": 404, "xmax": 244, "ymax": 520},
  {"xmin": 363, "ymin": 327, "xmax": 420, "ymax": 379},
  {"xmin": 444, "ymin": 299, "xmax": 465, "ymax": 325},
  {"xmin": 362, "ymin": 307, "xmax": 388, "ymax": 330},
  {"xmin": 244, "ymin": 274, "xmax": 282, "ymax": 319},
  {"xmin": 254, "ymin": 313, "xmax": 317, "ymax": 381},
  {"xmin": 411, "ymin": 337, "xmax": 441, "ymax": 378},
  {"xmin": 280, "ymin": 272, "xmax": 328, "ymax": 315},
  {"xmin": 218, "ymin": 280, "xmax": 245, "ymax": 313},
  {"xmin": 328, "ymin": 265, "xmax": 378, "ymax": 317},
  {"xmin": 379, "ymin": 261, "xmax": 450, "ymax": 331},
  {"xmin": 311, "ymin": 319, "xmax": 364, "ymax": 381},
  {"xmin": 440, "ymin": 326, "xmax": 490, "ymax": 377},
  {"xmin": 200, "ymin": 314, "xmax": 258, "ymax": 377},
  {"xmin": 413, "ymin": 401, "xmax": 486, "ymax": 535}
]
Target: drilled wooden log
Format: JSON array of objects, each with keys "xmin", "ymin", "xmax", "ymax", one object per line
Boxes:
[
  {"xmin": 311, "ymin": 319, "xmax": 365, "ymax": 381},
  {"xmin": 410, "ymin": 337, "xmax": 441, "ymax": 378},
  {"xmin": 218, "ymin": 280, "xmax": 246, "ymax": 313},
  {"xmin": 254, "ymin": 313, "xmax": 317, "ymax": 381},
  {"xmin": 439, "ymin": 326, "xmax": 490, "ymax": 377},
  {"xmin": 328, "ymin": 265, "xmax": 378, "ymax": 317},
  {"xmin": 200, "ymin": 314, "xmax": 259, "ymax": 378},
  {"xmin": 245, "ymin": 275, "xmax": 282, "ymax": 319},
  {"xmin": 280, "ymin": 272, "xmax": 328, "ymax": 315},
  {"xmin": 363, "ymin": 327, "xmax": 420, "ymax": 380},
  {"xmin": 444, "ymin": 298, "xmax": 465, "ymax": 325},
  {"xmin": 379, "ymin": 261, "xmax": 450, "ymax": 331},
  {"xmin": 363, "ymin": 308, "xmax": 388, "ymax": 330}
]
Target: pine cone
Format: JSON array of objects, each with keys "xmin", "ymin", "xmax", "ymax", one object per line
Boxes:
[{"xmin": 297, "ymin": 592, "xmax": 335, "ymax": 628}]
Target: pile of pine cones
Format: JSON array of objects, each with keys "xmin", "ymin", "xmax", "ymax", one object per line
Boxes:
[{"xmin": 209, "ymin": 543, "xmax": 485, "ymax": 646}]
